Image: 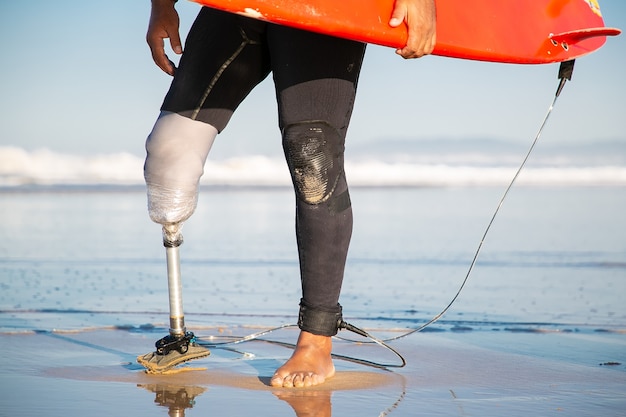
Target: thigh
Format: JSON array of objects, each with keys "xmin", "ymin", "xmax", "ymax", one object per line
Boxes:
[
  {"xmin": 161, "ymin": 7, "xmax": 272, "ymax": 132},
  {"xmin": 268, "ymin": 26, "xmax": 366, "ymax": 130}
]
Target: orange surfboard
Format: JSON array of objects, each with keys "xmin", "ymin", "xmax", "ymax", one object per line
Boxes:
[{"xmin": 191, "ymin": 0, "xmax": 620, "ymax": 64}]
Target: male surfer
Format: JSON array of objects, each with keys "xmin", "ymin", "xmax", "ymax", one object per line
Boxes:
[{"xmin": 144, "ymin": 0, "xmax": 436, "ymax": 388}]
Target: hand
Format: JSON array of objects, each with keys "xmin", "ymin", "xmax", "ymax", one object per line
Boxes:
[
  {"xmin": 389, "ymin": 0, "xmax": 437, "ymax": 59},
  {"xmin": 147, "ymin": 0, "xmax": 182, "ymax": 75}
]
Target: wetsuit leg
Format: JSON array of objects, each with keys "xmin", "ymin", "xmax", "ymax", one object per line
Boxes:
[
  {"xmin": 161, "ymin": 7, "xmax": 272, "ymax": 131},
  {"xmin": 144, "ymin": 8, "xmax": 272, "ymax": 242},
  {"xmin": 268, "ymin": 26, "xmax": 366, "ymax": 336}
]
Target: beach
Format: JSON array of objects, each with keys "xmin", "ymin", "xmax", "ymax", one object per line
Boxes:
[{"xmin": 1, "ymin": 186, "xmax": 625, "ymax": 416}]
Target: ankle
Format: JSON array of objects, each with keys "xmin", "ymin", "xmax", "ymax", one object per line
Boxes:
[{"xmin": 296, "ymin": 331, "xmax": 332, "ymax": 352}]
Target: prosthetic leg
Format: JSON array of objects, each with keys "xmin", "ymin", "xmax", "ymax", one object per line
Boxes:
[
  {"xmin": 137, "ymin": 226, "xmax": 211, "ymax": 373},
  {"xmin": 137, "ymin": 112, "xmax": 216, "ymax": 373}
]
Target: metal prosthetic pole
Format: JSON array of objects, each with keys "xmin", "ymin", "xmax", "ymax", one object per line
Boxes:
[
  {"xmin": 166, "ymin": 238, "xmax": 186, "ymax": 338},
  {"xmin": 137, "ymin": 225, "xmax": 210, "ymax": 372},
  {"xmin": 154, "ymin": 225, "xmax": 195, "ymax": 355}
]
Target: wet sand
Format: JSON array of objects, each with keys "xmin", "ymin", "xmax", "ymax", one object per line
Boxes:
[
  {"xmin": 1, "ymin": 321, "xmax": 625, "ymax": 416},
  {"xmin": 1, "ymin": 187, "xmax": 625, "ymax": 415}
]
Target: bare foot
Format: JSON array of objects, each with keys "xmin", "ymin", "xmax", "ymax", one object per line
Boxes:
[{"xmin": 270, "ymin": 331, "xmax": 335, "ymax": 388}]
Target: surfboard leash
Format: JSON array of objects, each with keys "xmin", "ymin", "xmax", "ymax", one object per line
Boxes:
[
  {"xmin": 196, "ymin": 321, "xmax": 407, "ymax": 369},
  {"xmin": 356, "ymin": 59, "xmax": 578, "ymax": 345},
  {"xmin": 196, "ymin": 60, "xmax": 577, "ymax": 370}
]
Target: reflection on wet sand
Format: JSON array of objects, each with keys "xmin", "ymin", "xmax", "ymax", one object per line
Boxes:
[
  {"xmin": 138, "ymin": 384, "xmax": 207, "ymax": 417},
  {"xmin": 274, "ymin": 390, "xmax": 332, "ymax": 417},
  {"xmin": 137, "ymin": 373, "xmax": 406, "ymax": 417}
]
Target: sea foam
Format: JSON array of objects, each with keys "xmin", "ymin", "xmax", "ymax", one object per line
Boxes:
[{"xmin": 1, "ymin": 145, "xmax": 625, "ymax": 187}]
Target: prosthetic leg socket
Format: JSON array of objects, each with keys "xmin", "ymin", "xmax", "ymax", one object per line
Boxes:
[{"xmin": 144, "ymin": 111, "xmax": 217, "ymax": 243}]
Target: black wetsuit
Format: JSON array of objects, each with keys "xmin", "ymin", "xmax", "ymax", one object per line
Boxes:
[{"xmin": 161, "ymin": 7, "xmax": 366, "ymax": 335}]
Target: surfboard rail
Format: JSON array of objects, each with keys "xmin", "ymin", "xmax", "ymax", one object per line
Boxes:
[{"xmin": 191, "ymin": 0, "xmax": 621, "ymax": 64}]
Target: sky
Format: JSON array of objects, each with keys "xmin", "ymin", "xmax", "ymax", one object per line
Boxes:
[{"xmin": 0, "ymin": 0, "xmax": 624, "ymax": 160}]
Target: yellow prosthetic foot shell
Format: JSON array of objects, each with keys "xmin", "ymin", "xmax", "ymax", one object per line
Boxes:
[{"xmin": 137, "ymin": 344, "xmax": 210, "ymax": 374}]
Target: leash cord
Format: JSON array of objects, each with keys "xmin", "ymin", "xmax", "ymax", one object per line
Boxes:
[{"xmin": 370, "ymin": 59, "xmax": 576, "ymax": 344}]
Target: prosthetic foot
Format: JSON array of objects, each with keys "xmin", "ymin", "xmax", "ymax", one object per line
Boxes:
[
  {"xmin": 137, "ymin": 342, "xmax": 210, "ymax": 374},
  {"xmin": 137, "ymin": 226, "xmax": 210, "ymax": 373},
  {"xmin": 137, "ymin": 343, "xmax": 211, "ymax": 374}
]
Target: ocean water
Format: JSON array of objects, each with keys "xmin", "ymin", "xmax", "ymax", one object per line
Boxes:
[
  {"xmin": 1, "ymin": 140, "xmax": 625, "ymax": 334},
  {"xmin": 1, "ymin": 184, "xmax": 624, "ymax": 333}
]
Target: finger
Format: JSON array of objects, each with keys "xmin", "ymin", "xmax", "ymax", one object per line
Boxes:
[
  {"xmin": 406, "ymin": 31, "xmax": 436, "ymax": 58},
  {"xmin": 396, "ymin": 31, "xmax": 423, "ymax": 59},
  {"xmin": 148, "ymin": 39, "xmax": 175, "ymax": 75},
  {"xmin": 169, "ymin": 31, "xmax": 183, "ymax": 55},
  {"xmin": 397, "ymin": 22, "xmax": 436, "ymax": 58},
  {"xmin": 395, "ymin": 47, "xmax": 423, "ymax": 59},
  {"xmin": 389, "ymin": 2, "xmax": 407, "ymax": 27}
]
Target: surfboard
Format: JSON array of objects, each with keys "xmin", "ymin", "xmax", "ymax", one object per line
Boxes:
[{"xmin": 190, "ymin": 0, "xmax": 621, "ymax": 64}]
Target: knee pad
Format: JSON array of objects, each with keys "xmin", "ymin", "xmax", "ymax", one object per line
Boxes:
[
  {"xmin": 282, "ymin": 121, "xmax": 344, "ymax": 205},
  {"xmin": 144, "ymin": 111, "xmax": 217, "ymax": 229}
]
